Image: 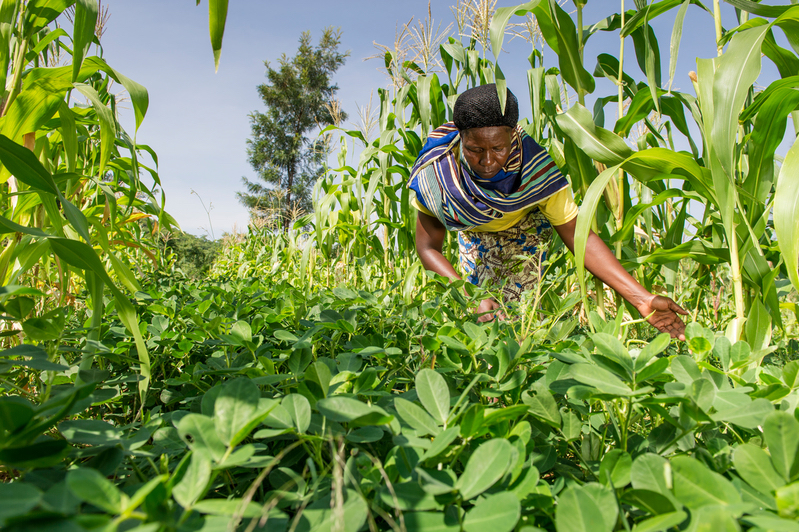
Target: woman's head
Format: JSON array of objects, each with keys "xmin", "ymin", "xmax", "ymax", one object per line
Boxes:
[{"xmin": 453, "ymin": 84, "xmax": 519, "ymax": 179}]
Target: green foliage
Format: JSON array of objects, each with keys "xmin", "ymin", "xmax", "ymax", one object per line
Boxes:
[
  {"xmin": 3, "ymin": 1, "xmax": 799, "ymax": 531},
  {"xmin": 162, "ymin": 232, "xmax": 221, "ymax": 278}
]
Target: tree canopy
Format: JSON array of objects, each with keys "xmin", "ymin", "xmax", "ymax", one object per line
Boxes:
[{"xmin": 239, "ymin": 28, "xmax": 348, "ymax": 228}]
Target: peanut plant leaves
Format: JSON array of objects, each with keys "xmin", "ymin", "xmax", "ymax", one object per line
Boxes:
[
  {"xmin": 213, "ymin": 378, "xmax": 261, "ymax": 447},
  {"xmin": 455, "ymin": 438, "xmax": 513, "ymax": 500},
  {"xmin": 671, "ymin": 456, "xmax": 742, "ymax": 509},
  {"xmin": 394, "ymin": 396, "xmax": 440, "ymax": 437},
  {"xmin": 178, "ymin": 414, "xmax": 226, "ymax": 463},
  {"xmin": 522, "ymin": 380, "xmax": 561, "ymax": 428},
  {"xmin": 463, "ymin": 492, "xmax": 520, "ymax": 532},
  {"xmin": 66, "ymin": 467, "xmax": 127, "ymax": 514},
  {"xmin": 734, "ymin": 443, "xmax": 785, "ymax": 495},
  {"xmin": 763, "ymin": 412, "xmax": 799, "ymax": 481},
  {"xmin": 416, "ymin": 369, "xmax": 450, "ymax": 425},
  {"xmin": 0, "ymin": 483, "xmax": 41, "ymax": 521},
  {"xmin": 282, "ymin": 394, "xmax": 311, "ymax": 434},
  {"xmin": 172, "ymin": 453, "xmax": 211, "ymax": 509},
  {"xmin": 569, "ymin": 363, "xmax": 633, "ymax": 396},
  {"xmin": 556, "ymin": 483, "xmax": 616, "ymax": 532},
  {"xmin": 711, "ymin": 398, "xmax": 775, "ymax": 429}
]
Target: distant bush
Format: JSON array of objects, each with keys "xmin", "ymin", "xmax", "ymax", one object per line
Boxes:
[{"xmin": 163, "ymin": 232, "xmax": 221, "ymax": 278}]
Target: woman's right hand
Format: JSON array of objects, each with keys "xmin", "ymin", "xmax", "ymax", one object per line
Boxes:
[{"xmin": 476, "ymin": 298, "xmax": 504, "ymax": 322}]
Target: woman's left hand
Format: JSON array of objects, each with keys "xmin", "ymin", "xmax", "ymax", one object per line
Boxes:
[{"xmin": 635, "ymin": 295, "xmax": 689, "ymax": 340}]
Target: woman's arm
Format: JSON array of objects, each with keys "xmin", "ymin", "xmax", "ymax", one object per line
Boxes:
[
  {"xmin": 415, "ymin": 211, "xmax": 460, "ymax": 280},
  {"xmin": 415, "ymin": 211, "xmax": 502, "ymax": 322},
  {"xmin": 554, "ymin": 217, "xmax": 688, "ymax": 340}
]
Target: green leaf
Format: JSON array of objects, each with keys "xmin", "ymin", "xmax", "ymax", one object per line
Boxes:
[
  {"xmin": 230, "ymin": 320, "xmax": 252, "ymax": 344},
  {"xmin": 22, "ymin": 314, "xmax": 64, "ymax": 342},
  {"xmin": 631, "ymin": 511, "xmax": 688, "ymax": 532},
  {"xmin": 25, "ymin": 0, "xmax": 75, "ymax": 36},
  {"xmin": 782, "ymin": 361, "xmax": 799, "ymax": 389},
  {"xmin": 622, "ymin": 489, "xmax": 677, "ymax": 515},
  {"xmin": 689, "ymin": 379, "xmax": 716, "ymax": 412},
  {"xmin": 73, "ymin": 82, "xmax": 117, "ymax": 177},
  {"xmin": 416, "ymin": 369, "xmax": 450, "ymax": 425},
  {"xmin": 283, "ymin": 394, "xmax": 311, "ymax": 434},
  {"xmin": 745, "ymin": 87, "xmax": 799, "ymax": 211},
  {"xmin": 671, "ymin": 455, "xmax": 742, "ymax": 509},
  {"xmin": 305, "ymin": 361, "xmax": 331, "ymax": 400},
  {"xmin": 59, "ymin": 419, "xmax": 122, "ymax": 445},
  {"xmin": 208, "ymin": 0, "xmax": 229, "ymax": 72},
  {"xmin": 776, "ymin": 482, "xmax": 799, "ymax": 520},
  {"xmin": 774, "ymin": 133, "xmax": 799, "ymax": 295},
  {"xmin": 562, "ymin": 412, "xmax": 582, "ymax": 442},
  {"xmin": 455, "ymin": 438, "xmax": 513, "ymax": 500},
  {"xmin": 379, "ymin": 481, "xmax": 442, "ymax": 511},
  {"xmin": 667, "ymin": 0, "xmax": 691, "ymax": 91},
  {"xmin": 463, "ymin": 492, "xmax": 520, "ymax": 532},
  {"xmin": 490, "ymin": 2, "xmax": 544, "ymax": 64},
  {"xmin": 0, "ymin": 134, "xmax": 59, "ymax": 195},
  {"xmin": 743, "ymin": 514, "xmax": 799, "ymax": 532},
  {"xmin": 569, "ymin": 363, "xmax": 633, "ymax": 396},
  {"xmin": 545, "ymin": 1, "xmax": 595, "ymax": 95},
  {"xmin": 394, "ymin": 396, "xmax": 440, "ymax": 437},
  {"xmin": 723, "ymin": 0, "xmax": 794, "ymax": 18},
  {"xmin": 66, "ymin": 467, "xmax": 127, "ymax": 514},
  {"xmin": 734, "ymin": 443, "xmax": 785, "ymax": 495},
  {"xmin": 294, "ymin": 489, "xmax": 368, "ymax": 532},
  {"xmin": 0, "ymin": 439, "xmax": 69, "ymax": 468},
  {"xmin": 556, "ymin": 483, "xmax": 616, "ymax": 532},
  {"xmin": 403, "ymin": 511, "xmax": 461, "ymax": 532},
  {"xmin": 711, "ymin": 397, "xmax": 774, "ymax": 429},
  {"xmin": 592, "ymin": 333, "xmax": 634, "ymax": 376},
  {"xmin": 556, "ymin": 104, "xmax": 632, "ymax": 166},
  {"xmin": 631, "ymin": 454, "xmax": 676, "ymax": 500},
  {"xmin": 0, "ymin": 397, "xmax": 34, "ymax": 435},
  {"xmin": 459, "ymin": 403, "xmax": 484, "ymax": 439},
  {"xmin": 522, "ymin": 380, "xmax": 561, "ymax": 427},
  {"xmin": 636, "ymin": 333, "xmax": 670, "ymax": 372},
  {"xmin": 422, "ymin": 426, "xmax": 460, "ymax": 462},
  {"xmin": 71, "ymin": 0, "xmax": 98, "ymax": 82},
  {"xmin": 0, "ymin": 482, "xmax": 41, "ymax": 521},
  {"xmin": 572, "ymin": 163, "xmax": 620, "ymax": 300},
  {"xmin": 172, "ymin": 453, "xmax": 211, "ymax": 508},
  {"xmin": 214, "ymin": 377, "xmax": 260, "ymax": 447},
  {"xmin": 193, "ymin": 499, "xmax": 267, "ymax": 518},
  {"xmin": 316, "ymin": 396, "xmax": 391, "ymax": 425},
  {"xmin": 764, "ymin": 411, "xmax": 799, "ymax": 481},
  {"xmin": 600, "ymin": 450, "xmax": 632, "ymax": 488},
  {"xmin": 177, "ymin": 414, "xmax": 226, "ymax": 463}
]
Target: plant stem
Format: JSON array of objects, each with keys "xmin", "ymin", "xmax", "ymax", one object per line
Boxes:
[
  {"xmin": 713, "ymin": 0, "xmax": 723, "ymax": 56},
  {"xmin": 729, "ymin": 225, "xmax": 746, "ymax": 335},
  {"xmin": 615, "ymin": 0, "xmax": 626, "ymax": 261}
]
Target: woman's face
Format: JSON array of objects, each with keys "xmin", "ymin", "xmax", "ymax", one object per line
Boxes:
[{"xmin": 461, "ymin": 126, "xmax": 513, "ymax": 180}]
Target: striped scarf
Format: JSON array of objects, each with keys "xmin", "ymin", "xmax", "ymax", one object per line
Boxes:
[{"xmin": 408, "ymin": 122, "xmax": 570, "ymax": 231}]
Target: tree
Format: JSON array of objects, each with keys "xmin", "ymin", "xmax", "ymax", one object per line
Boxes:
[{"xmin": 239, "ymin": 28, "xmax": 348, "ymax": 229}]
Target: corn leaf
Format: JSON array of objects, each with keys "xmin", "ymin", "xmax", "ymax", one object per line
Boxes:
[
  {"xmin": 71, "ymin": 0, "xmax": 97, "ymax": 82},
  {"xmin": 208, "ymin": 0, "xmax": 228, "ymax": 72},
  {"xmin": 774, "ymin": 135, "xmax": 799, "ymax": 294}
]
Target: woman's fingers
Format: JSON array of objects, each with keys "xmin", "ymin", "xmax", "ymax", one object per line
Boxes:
[{"xmin": 670, "ymin": 300, "xmax": 690, "ymax": 315}]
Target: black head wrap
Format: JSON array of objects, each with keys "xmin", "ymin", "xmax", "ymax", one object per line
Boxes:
[{"xmin": 453, "ymin": 83, "xmax": 519, "ymax": 131}]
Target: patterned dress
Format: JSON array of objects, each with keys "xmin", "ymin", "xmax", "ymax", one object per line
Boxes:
[{"xmin": 458, "ymin": 207, "xmax": 553, "ymax": 302}]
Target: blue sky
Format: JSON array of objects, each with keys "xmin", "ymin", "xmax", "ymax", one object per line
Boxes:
[{"xmin": 98, "ymin": 1, "xmax": 780, "ymax": 237}]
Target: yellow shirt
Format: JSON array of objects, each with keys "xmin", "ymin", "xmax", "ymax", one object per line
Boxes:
[{"xmin": 412, "ymin": 185, "xmax": 579, "ymax": 232}]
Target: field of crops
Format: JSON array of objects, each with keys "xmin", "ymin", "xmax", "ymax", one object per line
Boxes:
[{"xmin": 2, "ymin": 0, "xmax": 799, "ymax": 531}]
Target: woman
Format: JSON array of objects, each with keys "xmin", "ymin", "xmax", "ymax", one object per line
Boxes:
[{"xmin": 408, "ymin": 84, "xmax": 687, "ymax": 339}]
